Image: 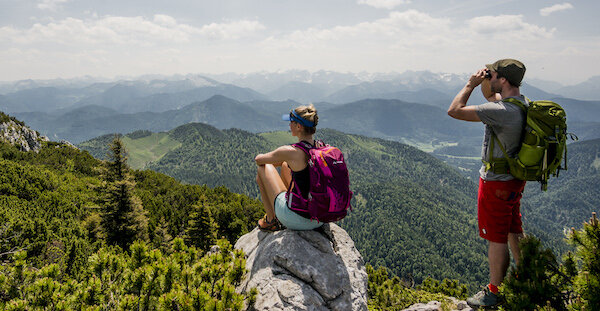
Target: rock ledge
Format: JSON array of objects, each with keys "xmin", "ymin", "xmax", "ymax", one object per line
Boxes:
[{"xmin": 235, "ymin": 223, "xmax": 368, "ymax": 311}]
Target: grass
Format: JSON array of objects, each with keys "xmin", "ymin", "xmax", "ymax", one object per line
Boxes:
[
  {"xmin": 121, "ymin": 133, "xmax": 181, "ymax": 169},
  {"xmin": 260, "ymin": 131, "xmax": 295, "ymax": 146}
]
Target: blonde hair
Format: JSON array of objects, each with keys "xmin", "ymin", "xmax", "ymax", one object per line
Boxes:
[{"xmin": 294, "ymin": 104, "xmax": 318, "ymax": 134}]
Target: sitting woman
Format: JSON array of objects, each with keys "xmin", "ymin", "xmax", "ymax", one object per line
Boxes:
[{"xmin": 255, "ymin": 104, "xmax": 323, "ymax": 231}]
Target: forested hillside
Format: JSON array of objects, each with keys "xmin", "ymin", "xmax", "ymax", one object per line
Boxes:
[
  {"xmin": 520, "ymin": 139, "xmax": 600, "ymax": 249},
  {"xmin": 0, "ymin": 115, "xmax": 479, "ymax": 309},
  {"xmin": 0, "ymin": 122, "xmax": 265, "ymax": 307},
  {"xmin": 81, "ymin": 125, "xmax": 490, "ymax": 288},
  {"xmin": 82, "ymin": 122, "xmax": 600, "ymax": 290}
]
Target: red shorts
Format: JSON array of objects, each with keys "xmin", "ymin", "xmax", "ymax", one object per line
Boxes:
[{"xmin": 477, "ymin": 178, "xmax": 526, "ymax": 243}]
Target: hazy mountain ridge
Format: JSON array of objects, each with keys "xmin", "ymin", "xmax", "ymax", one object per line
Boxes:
[
  {"xmin": 13, "ymin": 94, "xmax": 483, "ymax": 147},
  {"xmin": 14, "ymin": 95, "xmax": 282, "ymax": 143},
  {"xmin": 4, "ymin": 70, "xmax": 597, "ymax": 114},
  {"xmin": 4, "ymin": 70, "xmax": 599, "ymax": 163},
  {"xmin": 320, "ymin": 98, "xmax": 482, "ymax": 147},
  {"xmin": 556, "ymin": 76, "xmax": 600, "ymax": 100}
]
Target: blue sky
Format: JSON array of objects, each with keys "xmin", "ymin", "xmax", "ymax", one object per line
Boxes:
[{"xmin": 1, "ymin": 0, "xmax": 598, "ymax": 85}]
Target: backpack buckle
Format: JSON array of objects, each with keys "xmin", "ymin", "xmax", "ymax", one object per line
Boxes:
[{"xmin": 483, "ymin": 161, "xmax": 492, "ymax": 172}]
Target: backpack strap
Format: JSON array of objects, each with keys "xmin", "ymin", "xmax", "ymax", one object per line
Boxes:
[
  {"xmin": 482, "ymin": 134, "xmax": 511, "ymax": 174},
  {"xmin": 287, "ymin": 140, "xmax": 323, "ymax": 199},
  {"xmin": 482, "ymin": 97, "xmax": 528, "ymax": 174},
  {"xmin": 505, "ymin": 97, "xmax": 555, "ymax": 139},
  {"xmin": 291, "ymin": 141, "xmax": 313, "ymax": 155},
  {"xmin": 291, "ymin": 140, "xmax": 325, "ymax": 155},
  {"xmin": 502, "ymin": 97, "xmax": 528, "ymax": 112}
]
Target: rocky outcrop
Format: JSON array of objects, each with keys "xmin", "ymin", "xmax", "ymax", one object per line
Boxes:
[
  {"xmin": 234, "ymin": 223, "xmax": 368, "ymax": 311},
  {"xmin": 402, "ymin": 298, "xmax": 473, "ymax": 311},
  {"xmin": 0, "ymin": 120, "xmax": 48, "ymax": 152}
]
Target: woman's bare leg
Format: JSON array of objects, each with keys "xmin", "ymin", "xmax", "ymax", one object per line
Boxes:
[
  {"xmin": 256, "ymin": 164, "xmax": 287, "ymax": 221},
  {"xmin": 256, "ymin": 172, "xmax": 272, "ymax": 218}
]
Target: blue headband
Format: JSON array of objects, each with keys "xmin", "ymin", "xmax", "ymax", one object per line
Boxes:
[{"xmin": 282, "ymin": 110, "xmax": 315, "ymax": 128}]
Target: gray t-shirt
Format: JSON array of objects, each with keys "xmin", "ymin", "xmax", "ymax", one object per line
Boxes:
[{"xmin": 475, "ymin": 95, "xmax": 528, "ymax": 181}]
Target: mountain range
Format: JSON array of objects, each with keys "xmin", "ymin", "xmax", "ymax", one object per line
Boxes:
[
  {"xmin": 2, "ymin": 70, "xmax": 599, "ymax": 112},
  {"xmin": 17, "ymin": 95, "xmax": 485, "ymax": 148},
  {"xmin": 3, "ymin": 69, "xmax": 599, "ymax": 184}
]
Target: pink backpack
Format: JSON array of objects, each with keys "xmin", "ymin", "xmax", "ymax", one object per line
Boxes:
[{"xmin": 286, "ymin": 140, "xmax": 352, "ymax": 223}]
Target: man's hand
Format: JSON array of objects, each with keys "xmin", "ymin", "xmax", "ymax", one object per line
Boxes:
[
  {"xmin": 467, "ymin": 68, "xmax": 487, "ymax": 88},
  {"xmin": 447, "ymin": 68, "xmax": 485, "ymax": 122}
]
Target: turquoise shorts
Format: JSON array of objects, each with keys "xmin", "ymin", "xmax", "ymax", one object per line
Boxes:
[{"xmin": 274, "ymin": 192, "xmax": 322, "ymax": 230}]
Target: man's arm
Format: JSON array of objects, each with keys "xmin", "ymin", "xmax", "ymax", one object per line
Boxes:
[{"xmin": 447, "ymin": 69, "xmax": 486, "ymax": 122}]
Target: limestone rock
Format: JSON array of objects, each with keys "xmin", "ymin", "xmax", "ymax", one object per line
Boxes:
[
  {"xmin": 234, "ymin": 223, "xmax": 368, "ymax": 311},
  {"xmin": 402, "ymin": 298, "xmax": 474, "ymax": 311},
  {"xmin": 0, "ymin": 120, "xmax": 48, "ymax": 152},
  {"xmin": 402, "ymin": 301, "xmax": 442, "ymax": 311}
]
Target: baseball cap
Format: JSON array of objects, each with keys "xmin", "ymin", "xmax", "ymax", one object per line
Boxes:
[{"xmin": 486, "ymin": 59, "xmax": 526, "ymax": 86}]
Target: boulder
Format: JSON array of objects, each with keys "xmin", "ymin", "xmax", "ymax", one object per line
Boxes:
[{"xmin": 234, "ymin": 223, "xmax": 368, "ymax": 311}]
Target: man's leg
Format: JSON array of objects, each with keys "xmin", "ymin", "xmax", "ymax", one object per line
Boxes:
[
  {"xmin": 468, "ymin": 179, "xmax": 508, "ymax": 307},
  {"xmin": 488, "ymin": 241, "xmax": 510, "ymax": 286},
  {"xmin": 508, "ymin": 232, "xmax": 524, "ymax": 265}
]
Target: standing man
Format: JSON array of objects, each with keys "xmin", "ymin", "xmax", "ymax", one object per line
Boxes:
[{"xmin": 447, "ymin": 59, "xmax": 528, "ymax": 309}]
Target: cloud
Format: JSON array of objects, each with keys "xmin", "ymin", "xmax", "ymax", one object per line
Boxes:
[
  {"xmin": 1, "ymin": 9, "xmax": 582, "ymax": 83},
  {"xmin": 198, "ymin": 20, "xmax": 266, "ymax": 40},
  {"xmin": 263, "ymin": 10, "xmax": 453, "ymax": 49},
  {"xmin": 357, "ymin": 0, "xmax": 411, "ymax": 10},
  {"xmin": 37, "ymin": 0, "xmax": 70, "ymax": 11},
  {"xmin": 262, "ymin": 10, "xmax": 555, "ymax": 53},
  {"xmin": 467, "ymin": 14, "xmax": 555, "ymax": 40},
  {"xmin": 540, "ymin": 3, "xmax": 573, "ymax": 16},
  {"xmin": 0, "ymin": 15, "xmax": 266, "ymax": 46}
]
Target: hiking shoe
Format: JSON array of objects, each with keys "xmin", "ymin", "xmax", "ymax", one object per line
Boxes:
[
  {"xmin": 466, "ymin": 286, "xmax": 502, "ymax": 309},
  {"xmin": 257, "ymin": 215, "xmax": 284, "ymax": 232}
]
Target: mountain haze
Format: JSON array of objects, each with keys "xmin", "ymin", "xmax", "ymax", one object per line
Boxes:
[{"xmin": 16, "ymin": 95, "xmax": 282, "ymax": 143}]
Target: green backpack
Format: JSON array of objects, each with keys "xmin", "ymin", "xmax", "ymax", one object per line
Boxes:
[{"xmin": 484, "ymin": 97, "xmax": 574, "ymax": 191}]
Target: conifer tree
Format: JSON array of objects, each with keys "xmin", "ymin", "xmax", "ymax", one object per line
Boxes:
[
  {"xmin": 184, "ymin": 202, "xmax": 217, "ymax": 251},
  {"xmin": 568, "ymin": 212, "xmax": 600, "ymax": 310},
  {"xmin": 100, "ymin": 136, "xmax": 148, "ymax": 249},
  {"xmin": 152, "ymin": 216, "xmax": 173, "ymax": 253},
  {"xmin": 501, "ymin": 236, "xmax": 567, "ymax": 310},
  {"xmin": 64, "ymin": 239, "xmax": 88, "ymax": 280}
]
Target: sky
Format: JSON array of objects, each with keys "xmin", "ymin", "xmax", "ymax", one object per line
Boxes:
[{"xmin": 1, "ymin": 0, "xmax": 599, "ymax": 85}]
